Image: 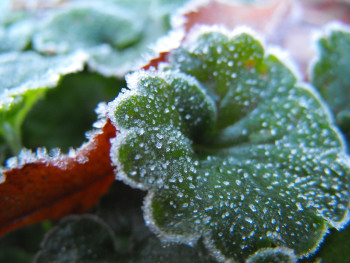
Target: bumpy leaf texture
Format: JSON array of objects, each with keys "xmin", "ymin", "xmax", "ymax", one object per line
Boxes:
[
  {"xmin": 0, "ymin": 118, "xmax": 116, "ymax": 238},
  {"xmin": 108, "ymin": 26, "xmax": 350, "ymax": 262}
]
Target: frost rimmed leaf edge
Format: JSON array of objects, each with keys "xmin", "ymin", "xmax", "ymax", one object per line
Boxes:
[{"xmin": 107, "ymin": 25, "xmax": 350, "ymax": 262}]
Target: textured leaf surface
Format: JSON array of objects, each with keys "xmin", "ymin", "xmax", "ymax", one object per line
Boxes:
[
  {"xmin": 311, "ymin": 24, "xmax": 350, "ymax": 133},
  {"xmin": 0, "ymin": 120, "xmax": 116, "ymax": 237},
  {"xmin": 109, "ymin": 27, "xmax": 350, "ymax": 262},
  {"xmin": 0, "ymin": 51, "xmax": 87, "ymax": 153}
]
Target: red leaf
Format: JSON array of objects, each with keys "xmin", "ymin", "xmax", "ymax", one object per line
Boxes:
[
  {"xmin": 182, "ymin": 0, "xmax": 292, "ymax": 37},
  {"xmin": 143, "ymin": 52, "xmax": 169, "ymax": 70},
  {"xmin": 0, "ymin": 120, "xmax": 117, "ymax": 237}
]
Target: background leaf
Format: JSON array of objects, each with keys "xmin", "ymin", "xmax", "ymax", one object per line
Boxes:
[
  {"xmin": 0, "ymin": 51, "xmax": 87, "ymax": 155},
  {"xmin": 31, "ymin": 0, "xmax": 188, "ymax": 77},
  {"xmin": 33, "ymin": 182, "xmax": 217, "ymax": 263},
  {"xmin": 22, "ymin": 71, "xmax": 123, "ymax": 152},
  {"xmin": 34, "ymin": 215, "xmax": 118, "ymax": 263},
  {"xmin": 311, "ymin": 24, "xmax": 350, "ymax": 145}
]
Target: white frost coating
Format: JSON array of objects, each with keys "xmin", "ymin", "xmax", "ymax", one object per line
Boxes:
[
  {"xmin": 92, "ymin": 102, "xmax": 109, "ymax": 129},
  {"xmin": 135, "ymin": 28, "xmax": 185, "ymax": 70},
  {"xmin": 108, "ymin": 68, "xmax": 211, "ymax": 127},
  {"xmin": 183, "ymin": 24, "xmax": 265, "ymax": 50},
  {"xmin": 108, "ymin": 25, "xmax": 350, "ymax": 261},
  {"xmin": 87, "ymin": 45, "xmax": 137, "ymax": 78},
  {"xmin": 0, "ymin": 50, "xmax": 88, "ymax": 109},
  {"xmin": 3, "ymin": 102, "xmax": 110, "ymax": 171},
  {"xmin": 308, "ymin": 21, "xmax": 350, "ymax": 81},
  {"xmin": 296, "ymin": 82, "xmax": 348, "ymax": 152},
  {"xmin": 202, "ymin": 232, "xmax": 230, "ymax": 263},
  {"xmin": 0, "ymin": 171, "xmax": 5, "ymax": 184},
  {"xmin": 266, "ymin": 45, "xmax": 302, "ymax": 81},
  {"xmin": 150, "ymin": 28, "xmax": 185, "ymax": 54},
  {"xmin": 109, "ymin": 128, "xmax": 149, "ymax": 190},
  {"xmin": 143, "ymin": 191, "xmax": 202, "ymax": 246},
  {"xmin": 301, "ymin": 224, "xmax": 329, "ymax": 259},
  {"xmin": 246, "ymin": 246, "xmax": 298, "ymax": 263},
  {"xmin": 170, "ymin": 0, "xmax": 211, "ymax": 28},
  {"xmin": 33, "ymin": 2, "xmax": 139, "ymax": 53},
  {"xmin": 86, "ymin": 45, "xmax": 125, "ymax": 77}
]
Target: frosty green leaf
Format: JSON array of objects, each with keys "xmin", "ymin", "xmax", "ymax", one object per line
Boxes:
[
  {"xmin": 33, "ymin": 3, "xmax": 142, "ymax": 53},
  {"xmin": 311, "ymin": 23, "xmax": 350, "ymax": 133},
  {"xmin": 32, "ymin": 0, "xmax": 187, "ymax": 77},
  {"xmin": 109, "ymin": 26, "xmax": 350, "ymax": 262},
  {"xmin": 0, "ymin": 19, "xmax": 36, "ymax": 52},
  {"xmin": 0, "ymin": 0, "xmax": 36, "ymax": 52},
  {"xmin": 0, "ymin": 51, "xmax": 87, "ymax": 153}
]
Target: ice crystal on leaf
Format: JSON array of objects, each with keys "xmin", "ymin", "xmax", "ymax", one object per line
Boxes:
[{"xmin": 109, "ymin": 26, "xmax": 350, "ymax": 262}]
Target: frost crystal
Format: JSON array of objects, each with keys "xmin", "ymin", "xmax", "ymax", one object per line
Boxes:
[{"xmin": 109, "ymin": 26, "xmax": 350, "ymax": 262}]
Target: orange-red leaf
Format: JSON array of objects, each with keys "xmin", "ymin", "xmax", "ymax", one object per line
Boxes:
[
  {"xmin": 0, "ymin": 120, "xmax": 117, "ymax": 237},
  {"xmin": 182, "ymin": 0, "xmax": 292, "ymax": 36}
]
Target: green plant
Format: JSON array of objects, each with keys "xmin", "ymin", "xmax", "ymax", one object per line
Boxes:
[{"xmin": 1, "ymin": 1, "xmax": 350, "ymax": 263}]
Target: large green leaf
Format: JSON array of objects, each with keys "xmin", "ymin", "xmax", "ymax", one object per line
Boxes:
[{"xmin": 109, "ymin": 26, "xmax": 350, "ymax": 262}]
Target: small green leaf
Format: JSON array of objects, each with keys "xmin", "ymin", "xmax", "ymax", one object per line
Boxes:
[
  {"xmin": 109, "ymin": 26, "xmax": 350, "ymax": 262},
  {"xmin": 311, "ymin": 23, "xmax": 350, "ymax": 133},
  {"xmin": 0, "ymin": 51, "xmax": 87, "ymax": 154},
  {"xmin": 34, "ymin": 215, "xmax": 118, "ymax": 263}
]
